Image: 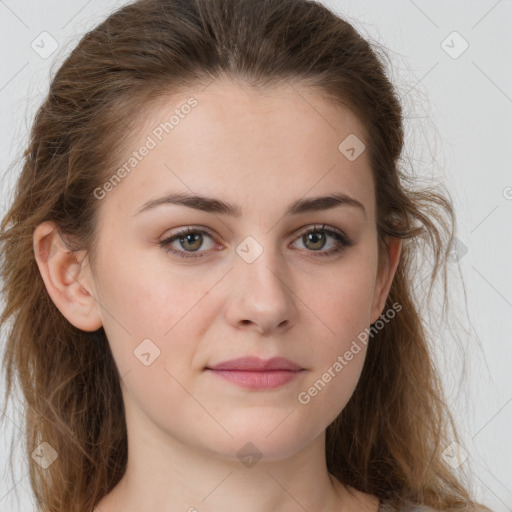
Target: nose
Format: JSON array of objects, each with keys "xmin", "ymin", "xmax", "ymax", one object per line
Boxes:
[{"xmin": 224, "ymin": 247, "xmax": 298, "ymax": 335}]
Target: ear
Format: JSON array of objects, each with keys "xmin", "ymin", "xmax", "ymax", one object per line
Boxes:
[
  {"xmin": 33, "ymin": 221, "xmax": 103, "ymax": 332},
  {"xmin": 370, "ymin": 236, "xmax": 402, "ymax": 324}
]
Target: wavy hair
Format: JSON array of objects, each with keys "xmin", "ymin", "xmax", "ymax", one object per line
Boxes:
[{"xmin": 0, "ymin": 0, "xmax": 491, "ymax": 511}]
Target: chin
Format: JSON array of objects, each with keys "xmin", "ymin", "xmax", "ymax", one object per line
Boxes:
[{"xmin": 198, "ymin": 421, "xmax": 316, "ymax": 464}]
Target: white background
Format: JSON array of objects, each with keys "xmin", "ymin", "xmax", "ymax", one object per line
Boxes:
[{"xmin": 0, "ymin": 1, "xmax": 511, "ymax": 511}]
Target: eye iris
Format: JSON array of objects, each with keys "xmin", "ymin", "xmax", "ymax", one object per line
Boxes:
[
  {"xmin": 304, "ymin": 232, "xmax": 326, "ymax": 250},
  {"xmin": 180, "ymin": 232, "xmax": 202, "ymax": 251}
]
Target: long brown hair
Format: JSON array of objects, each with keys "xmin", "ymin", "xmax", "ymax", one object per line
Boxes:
[{"xmin": 0, "ymin": 1, "xmax": 491, "ymax": 511}]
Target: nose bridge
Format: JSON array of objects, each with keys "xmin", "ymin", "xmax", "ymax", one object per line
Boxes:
[
  {"xmin": 226, "ymin": 233, "xmax": 298, "ymax": 332},
  {"xmin": 236, "ymin": 233, "xmax": 290, "ymax": 297}
]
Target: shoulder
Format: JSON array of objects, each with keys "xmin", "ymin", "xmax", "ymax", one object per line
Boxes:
[
  {"xmin": 342, "ymin": 485, "xmax": 380, "ymax": 512},
  {"xmin": 377, "ymin": 500, "xmax": 493, "ymax": 512},
  {"xmin": 378, "ymin": 502, "xmax": 437, "ymax": 512}
]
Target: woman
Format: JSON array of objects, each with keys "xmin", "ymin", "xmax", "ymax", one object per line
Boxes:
[{"xmin": 0, "ymin": 0, "xmax": 492, "ymax": 511}]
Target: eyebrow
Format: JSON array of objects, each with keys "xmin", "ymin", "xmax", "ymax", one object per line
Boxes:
[{"xmin": 134, "ymin": 191, "xmax": 366, "ymax": 218}]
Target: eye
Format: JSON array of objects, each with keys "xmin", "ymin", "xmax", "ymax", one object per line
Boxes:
[
  {"xmin": 159, "ymin": 226, "xmax": 218, "ymax": 259},
  {"xmin": 159, "ymin": 224, "xmax": 353, "ymax": 260},
  {"xmin": 291, "ymin": 224, "xmax": 353, "ymax": 257}
]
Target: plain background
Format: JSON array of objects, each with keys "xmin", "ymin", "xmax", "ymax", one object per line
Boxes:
[{"xmin": 0, "ymin": 1, "xmax": 510, "ymax": 511}]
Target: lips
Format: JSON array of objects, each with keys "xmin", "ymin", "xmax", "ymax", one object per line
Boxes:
[
  {"xmin": 205, "ymin": 356, "xmax": 305, "ymax": 390},
  {"xmin": 206, "ymin": 356, "xmax": 303, "ymax": 371}
]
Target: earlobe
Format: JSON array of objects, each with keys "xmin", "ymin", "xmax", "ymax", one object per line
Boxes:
[
  {"xmin": 33, "ymin": 221, "xmax": 103, "ymax": 332},
  {"xmin": 370, "ymin": 237, "xmax": 402, "ymax": 324}
]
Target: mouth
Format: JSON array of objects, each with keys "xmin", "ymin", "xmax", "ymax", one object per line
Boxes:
[{"xmin": 205, "ymin": 356, "xmax": 306, "ymax": 390}]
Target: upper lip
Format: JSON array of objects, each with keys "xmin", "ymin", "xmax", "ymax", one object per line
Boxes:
[{"xmin": 206, "ymin": 356, "xmax": 303, "ymax": 371}]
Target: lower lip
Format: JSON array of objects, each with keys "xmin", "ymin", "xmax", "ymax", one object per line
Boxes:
[{"xmin": 206, "ymin": 369, "xmax": 304, "ymax": 390}]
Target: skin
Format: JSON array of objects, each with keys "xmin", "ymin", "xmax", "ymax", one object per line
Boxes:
[{"xmin": 33, "ymin": 78, "xmax": 401, "ymax": 512}]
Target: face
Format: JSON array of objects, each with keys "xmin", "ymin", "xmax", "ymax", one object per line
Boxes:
[{"xmin": 67, "ymin": 79, "xmax": 399, "ymax": 461}]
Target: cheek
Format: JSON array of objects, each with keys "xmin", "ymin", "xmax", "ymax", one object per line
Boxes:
[
  {"xmin": 96, "ymin": 265, "xmax": 208, "ymax": 432},
  {"xmin": 296, "ymin": 346, "xmax": 366, "ymax": 438},
  {"xmin": 292, "ymin": 261, "xmax": 376, "ymax": 424},
  {"xmin": 92, "ymin": 248, "xmax": 208, "ymax": 376},
  {"xmin": 306, "ymin": 262, "xmax": 376, "ymax": 350}
]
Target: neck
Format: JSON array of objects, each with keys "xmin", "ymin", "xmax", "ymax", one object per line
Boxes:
[{"xmin": 95, "ymin": 407, "xmax": 349, "ymax": 512}]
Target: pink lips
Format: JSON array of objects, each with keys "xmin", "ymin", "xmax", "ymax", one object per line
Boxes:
[{"xmin": 205, "ymin": 356, "xmax": 304, "ymax": 390}]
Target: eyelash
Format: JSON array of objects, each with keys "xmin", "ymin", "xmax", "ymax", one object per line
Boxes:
[{"xmin": 159, "ymin": 224, "xmax": 354, "ymax": 260}]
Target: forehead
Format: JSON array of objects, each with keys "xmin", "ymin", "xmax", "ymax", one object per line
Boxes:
[{"xmin": 98, "ymin": 78, "xmax": 374, "ymax": 221}]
